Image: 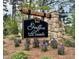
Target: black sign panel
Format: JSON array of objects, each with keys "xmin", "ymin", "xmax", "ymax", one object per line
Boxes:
[{"xmin": 23, "ymin": 19, "xmax": 48, "ymax": 38}]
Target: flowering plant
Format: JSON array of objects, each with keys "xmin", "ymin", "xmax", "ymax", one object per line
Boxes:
[
  {"xmin": 58, "ymin": 44, "xmax": 65, "ymax": 55},
  {"xmin": 24, "ymin": 39, "xmax": 30, "ymax": 50},
  {"xmin": 14, "ymin": 39, "xmax": 20, "ymax": 47},
  {"xmin": 50, "ymin": 38, "xmax": 58, "ymax": 49},
  {"xmin": 33, "ymin": 39, "xmax": 39, "ymax": 48},
  {"xmin": 39, "ymin": 40, "xmax": 48, "ymax": 52}
]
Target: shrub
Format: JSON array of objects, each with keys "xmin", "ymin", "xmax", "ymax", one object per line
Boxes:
[
  {"xmin": 3, "ymin": 16, "xmax": 18, "ymax": 35},
  {"xmin": 41, "ymin": 46, "xmax": 48, "ymax": 52},
  {"xmin": 14, "ymin": 39, "xmax": 20, "ymax": 47},
  {"xmin": 40, "ymin": 40, "xmax": 48, "ymax": 52},
  {"xmin": 50, "ymin": 38, "xmax": 58, "ymax": 49},
  {"xmin": 58, "ymin": 45, "xmax": 65, "ymax": 55},
  {"xmin": 45, "ymin": 40, "xmax": 49, "ymax": 45},
  {"xmin": 33, "ymin": 38, "xmax": 39, "ymax": 48},
  {"xmin": 64, "ymin": 40, "xmax": 75, "ymax": 47},
  {"xmin": 24, "ymin": 39, "xmax": 30, "ymax": 50},
  {"xmin": 65, "ymin": 26, "xmax": 75, "ymax": 38},
  {"xmin": 11, "ymin": 52, "xmax": 28, "ymax": 59},
  {"xmin": 41, "ymin": 56, "xmax": 53, "ymax": 59}
]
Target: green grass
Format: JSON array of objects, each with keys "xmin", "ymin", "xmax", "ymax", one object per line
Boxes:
[
  {"xmin": 11, "ymin": 51, "xmax": 28, "ymax": 59},
  {"xmin": 41, "ymin": 56, "xmax": 53, "ymax": 59}
]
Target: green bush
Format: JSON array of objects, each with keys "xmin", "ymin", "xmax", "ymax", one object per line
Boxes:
[
  {"xmin": 40, "ymin": 40, "xmax": 48, "ymax": 52},
  {"xmin": 11, "ymin": 52, "xmax": 28, "ymax": 59},
  {"xmin": 3, "ymin": 16, "xmax": 18, "ymax": 36},
  {"xmin": 33, "ymin": 39, "xmax": 39, "ymax": 48},
  {"xmin": 41, "ymin": 56, "xmax": 53, "ymax": 59},
  {"xmin": 64, "ymin": 40, "xmax": 75, "ymax": 47},
  {"xmin": 14, "ymin": 39, "xmax": 20, "ymax": 47},
  {"xmin": 50, "ymin": 39, "xmax": 58, "ymax": 49},
  {"xmin": 25, "ymin": 43, "xmax": 30, "ymax": 50},
  {"xmin": 24, "ymin": 39, "xmax": 30, "ymax": 50},
  {"xmin": 41, "ymin": 46, "xmax": 48, "ymax": 52},
  {"xmin": 65, "ymin": 26, "xmax": 75, "ymax": 38},
  {"xmin": 58, "ymin": 45, "xmax": 65, "ymax": 55}
]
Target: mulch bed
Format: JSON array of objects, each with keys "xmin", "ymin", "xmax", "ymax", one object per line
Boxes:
[{"xmin": 3, "ymin": 39, "xmax": 75, "ymax": 59}]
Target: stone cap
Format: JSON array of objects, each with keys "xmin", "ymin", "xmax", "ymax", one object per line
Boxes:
[{"xmin": 49, "ymin": 11, "xmax": 59, "ymax": 18}]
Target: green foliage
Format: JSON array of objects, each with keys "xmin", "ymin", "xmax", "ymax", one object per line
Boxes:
[
  {"xmin": 58, "ymin": 45, "xmax": 65, "ymax": 55},
  {"xmin": 41, "ymin": 46, "xmax": 48, "ymax": 52},
  {"xmin": 33, "ymin": 39, "xmax": 39, "ymax": 48},
  {"xmin": 65, "ymin": 14, "xmax": 75, "ymax": 38},
  {"xmin": 24, "ymin": 39, "xmax": 30, "ymax": 50},
  {"xmin": 64, "ymin": 40, "xmax": 75, "ymax": 47},
  {"xmin": 14, "ymin": 39, "xmax": 20, "ymax": 47},
  {"xmin": 40, "ymin": 6, "xmax": 50, "ymax": 10},
  {"xmin": 41, "ymin": 56, "xmax": 53, "ymax": 59},
  {"xmin": 24, "ymin": 43, "xmax": 30, "ymax": 50},
  {"xmin": 40, "ymin": 41, "xmax": 48, "ymax": 52},
  {"xmin": 20, "ymin": 2, "xmax": 50, "ymax": 10},
  {"xmin": 11, "ymin": 52, "xmax": 28, "ymax": 59},
  {"xmin": 58, "ymin": 48, "xmax": 65, "ymax": 55},
  {"xmin": 50, "ymin": 39, "xmax": 58, "ymax": 49},
  {"xmin": 65, "ymin": 26, "xmax": 75, "ymax": 38},
  {"xmin": 3, "ymin": 15, "xmax": 18, "ymax": 36}
]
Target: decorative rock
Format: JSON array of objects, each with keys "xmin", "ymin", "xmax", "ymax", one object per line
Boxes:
[
  {"xmin": 57, "ymin": 32, "xmax": 63, "ymax": 38},
  {"xmin": 59, "ymin": 28, "xmax": 65, "ymax": 32},
  {"xmin": 51, "ymin": 18, "xmax": 59, "ymax": 23},
  {"xmin": 46, "ymin": 35, "xmax": 51, "ymax": 40},
  {"xmin": 51, "ymin": 12, "xmax": 59, "ymax": 18},
  {"xmin": 51, "ymin": 32, "xmax": 57, "ymax": 39},
  {"xmin": 48, "ymin": 25, "xmax": 52, "ymax": 31},
  {"xmin": 51, "ymin": 28, "xmax": 60, "ymax": 32},
  {"xmin": 48, "ymin": 20, "xmax": 53, "ymax": 25},
  {"xmin": 52, "ymin": 23, "xmax": 60, "ymax": 28},
  {"xmin": 48, "ymin": 30, "xmax": 51, "ymax": 33},
  {"xmin": 44, "ymin": 18, "xmax": 49, "ymax": 22}
]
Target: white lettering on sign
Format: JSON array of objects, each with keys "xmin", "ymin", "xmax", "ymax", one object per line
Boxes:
[{"xmin": 27, "ymin": 23, "xmax": 45, "ymax": 36}]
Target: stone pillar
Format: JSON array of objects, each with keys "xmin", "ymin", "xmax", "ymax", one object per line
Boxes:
[{"xmin": 49, "ymin": 12, "xmax": 65, "ymax": 41}]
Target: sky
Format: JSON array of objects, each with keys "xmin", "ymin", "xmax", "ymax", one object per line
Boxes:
[
  {"xmin": 3, "ymin": 2, "xmax": 12, "ymax": 15},
  {"xmin": 3, "ymin": 1, "xmax": 74, "ymax": 15}
]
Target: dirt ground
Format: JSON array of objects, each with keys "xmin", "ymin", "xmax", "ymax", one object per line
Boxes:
[{"xmin": 3, "ymin": 39, "xmax": 75, "ymax": 59}]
